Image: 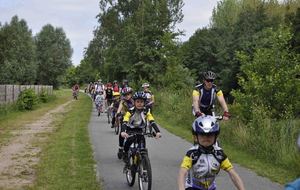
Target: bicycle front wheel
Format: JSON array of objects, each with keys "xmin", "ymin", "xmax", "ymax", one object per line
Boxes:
[
  {"xmin": 138, "ymin": 155, "xmax": 152, "ymax": 190},
  {"xmin": 126, "ymin": 155, "xmax": 137, "ymax": 186}
]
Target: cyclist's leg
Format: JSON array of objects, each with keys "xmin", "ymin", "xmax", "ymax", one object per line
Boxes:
[{"xmin": 123, "ymin": 136, "xmax": 135, "ymax": 165}]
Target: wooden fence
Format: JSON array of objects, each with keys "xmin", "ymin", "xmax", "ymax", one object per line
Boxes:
[{"xmin": 0, "ymin": 85, "xmax": 53, "ymax": 104}]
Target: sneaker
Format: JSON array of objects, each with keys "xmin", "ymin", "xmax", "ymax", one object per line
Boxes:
[{"xmin": 117, "ymin": 148, "xmax": 123, "ymax": 159}]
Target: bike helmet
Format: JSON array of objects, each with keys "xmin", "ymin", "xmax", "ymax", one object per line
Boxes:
[
  {"xmin": 113, "ymin": 80, "xmax": 118, "ymax": 84},
  {"xmin": 123, "ymin": 79, "xmax": 128, "ymax": 84},
  {"xmin": 133, "ymin": 91, "xmax": 147, "ymax": 101},
  {"xmin": 121, "ymin": 87, "xmax": 133, "ymax": 95},
  {"xmin": 142, "ymin": 83, "xmax": 150, "ymax": 88},
  {"xmin": 192, "ymin": 116, "xmax": 220, "ymax": 135},
  {"xmin": 113, "ymin": 92, "xmax": 120, "ymax": 96},
  {"xmin": 203, "ymin": 71, "xmax": 216, "ymax": 80}
]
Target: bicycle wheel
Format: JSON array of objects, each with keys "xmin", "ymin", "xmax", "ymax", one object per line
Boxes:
[
  {"xmin": 114, "ymin": 118, "xmax": 120, "ymax": 135},
  {"xmin": 126, "ymin": 154, "xmax": 136, "ymax": 186},
  {"xmin": 107, "ymin": 108, "xmax": 111, "ymax": 124},
  {"xmin": 138, "ymin": 155, "xmax": 152, "ymax": 190}
]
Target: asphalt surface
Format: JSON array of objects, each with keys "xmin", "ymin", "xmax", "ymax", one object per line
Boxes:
[{"xmin": 88, "ymin": 105, "xmax": 284, "ymax": 190}]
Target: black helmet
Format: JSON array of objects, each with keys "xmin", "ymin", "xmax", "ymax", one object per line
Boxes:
[
  {"xmin": 203, "ymin": 71, "xmax": 216, "ymax": 80},
  {"xmin": 133, "ymin": 91, "xmax": 147, "ymax": 101}
]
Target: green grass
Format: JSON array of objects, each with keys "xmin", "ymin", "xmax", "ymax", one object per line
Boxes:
[
  {"xmin": 154, "ymin": 88, "xmax": 300, "ymax": 184},
  {"xmin": 27, "ymin": 92, "xmax": 100, "ymax": 190}
]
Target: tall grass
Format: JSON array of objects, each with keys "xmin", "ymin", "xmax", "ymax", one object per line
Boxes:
[{"xmin": 154, "ymin": 87, "xmax": 300, "ymax": 183}]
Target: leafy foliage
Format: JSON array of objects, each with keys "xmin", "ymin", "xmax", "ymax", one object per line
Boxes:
[
  {"xmin": 232, "ymin": 27, "xmax": 300, "ymax": 119},
  {"xmin": 0, "ymin": 16, "xmax": 37, "ymax": 84},
  {"xmin": 35, "ymin": 24, "xmax": 72, "ymax": 88},
  {"xmin": 17, "ymin": 89, "xmax": 38, "ymax": 110}
]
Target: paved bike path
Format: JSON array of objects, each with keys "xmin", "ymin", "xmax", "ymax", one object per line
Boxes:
[{"xmin": 88, "ymin": 106, "xmax": 283, "ymax": 190}]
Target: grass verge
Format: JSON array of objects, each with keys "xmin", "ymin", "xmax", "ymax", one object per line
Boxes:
[
  {"xmin": 27, "ymin": 92, "xmax": 100, "ymax": 190},
  {"xmin": 154, "ymin": 89, "xmax": 299, "ymax": 184},
  {"xmin": 155, "ymin": 116, "xmax": 295, "ymax": 184}
]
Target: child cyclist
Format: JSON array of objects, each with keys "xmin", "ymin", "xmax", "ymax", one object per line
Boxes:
[
  {"xmin": 95, "ymin": 92, "xmax": 105, "ymax": 116},
  {"xmin": 178, "ymin": 116, "xmax": 245, "ymax": 190},
  {"xmin": 110, "ymin": 91, "xmax": 121, "ymax": 128},
  {"xmin": 116, "ymin": 87, "xmax": 135, "ymax": 159},
  {"xmin": 121, "ymin": 91, "xmax": 161, "ymax": 166}
]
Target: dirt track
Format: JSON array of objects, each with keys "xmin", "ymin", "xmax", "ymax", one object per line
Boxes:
[{"xmin": 0, "ymin": 101, "xmax": 71, "ymax": 189}]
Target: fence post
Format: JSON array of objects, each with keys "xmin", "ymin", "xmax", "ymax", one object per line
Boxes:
[{"xmin": 4, "ymin": 85, "xmax": 7, "ymax": 102}]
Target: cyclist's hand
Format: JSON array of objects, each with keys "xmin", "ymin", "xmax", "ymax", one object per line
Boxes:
[
  {"xmin": 195, "ymin": 111, "xmax": 203, "ymax": 118},
  {"xmin": 155, "ymin": 132, "xmax": 162, "ymax": 139},
  {"xmin": 121, "ymin": 132, "xmax": 129, "ymax": 138},
  {"xmin": 223, "ymin": 111, "xmax": 231, "ymax": 121}
]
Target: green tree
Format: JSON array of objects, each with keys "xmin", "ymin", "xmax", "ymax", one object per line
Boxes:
[
  {"xmin": 0, "ymin": 16, "xmax": 37, "ymax": 84},
  {"xmin": 35, "ymin": 24, "xmax": 72, "ymax": 88},
  {"xmin": 232, "ymin": 27, "xmax": 300, "ymax": 119}
]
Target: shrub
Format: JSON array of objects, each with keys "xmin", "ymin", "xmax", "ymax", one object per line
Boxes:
[
  {"xmin": 17, "ymin": 89, "xmax": 38, "ymax": 110},
  {"xmin": 39, "ymin": 89, "xmax": 50, "ymax": 103}
]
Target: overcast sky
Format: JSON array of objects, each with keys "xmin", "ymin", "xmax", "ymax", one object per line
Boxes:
[{"xmin": 0, "ymin": 0, "xmax": 219, "ymax": 66}]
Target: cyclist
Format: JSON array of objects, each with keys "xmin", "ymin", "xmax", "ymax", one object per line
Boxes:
[
  {"xmin": 116, "ymin": 86, "xmax": 134, "ymax": 158},
  {"xmin": 95, "ymin": 79, "xmax": 105, "ymax": 97},
  {"xmin": 95, "ymin": 92, "xmax": 105, "ymax": 116},
  {"xmin": 192, "ymin": 71, "xmax": 230, "ymax": 120},
  {"xmin": 110, "ymin": 91, "xmax": 121, "ymax": 128},
  {"xmin": 284, "ymin": 134, "xmax": 300, "ymax": 190},
  {"xmin": 105, "ymin": 82, "xmax": 114, "ymax": 111},
  {"xmin": 113, "ymin": 80, "xmax": 120, "ymax": 93},
  {"xmin": 178, "ymin": 116, "xmax": 245, "ymax": 190},
  {"xmin": 121, "ymin": 91, "xmax": 161, "ymax": 166},
  {"xmin": 121, "ymin": 79, "xmax": 129, "ymax": 91},
  {"xmin": 72, "ymin": 83, "xmax": 80, "ymax": 99},
  {"xmin": 142, "ymin": 82, "xmax": 155, "ymax": 111}
]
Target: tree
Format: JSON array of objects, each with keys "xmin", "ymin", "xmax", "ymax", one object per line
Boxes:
[
  {"xmin": 35, "ymin": 24, "xmax": 72, "ymax": 88},
  {"xmin": 232, "ymin": 27, "xmax": 300, "ymax": 119},
  {"xmin": 0, "ymin": 16, "xmax": 37, "ymax": 84}
]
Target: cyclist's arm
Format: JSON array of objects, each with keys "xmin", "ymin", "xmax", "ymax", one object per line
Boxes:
[
  {"xmin": 226, "ymin": 168, "xmax": 246, "ymax": 190},
  {"xmin": 117, "ymin": 100, "xmax": 124, "ymax": 114},
  {"xmin": 216, "ymin": 91, "xmax": 228, "ymax": 112},
  {"xmin": 178, "ymin": 155, "xmax": 191, "ymax": 190},
  {"xmin": 192, "ymin": 90, "xmax": 200, "ymax": 113},
  {"xmin": 178, "ymin": 167, "xmax": 188, "ymax": 190},
  {"xmin": 146, "ymin": 111, "xmax": 160, "ymax": 133}
]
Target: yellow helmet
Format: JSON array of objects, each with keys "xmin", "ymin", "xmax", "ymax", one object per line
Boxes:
[{"xmin": 113, "ymin": 92, "xmax": 120, "ymax": 96}]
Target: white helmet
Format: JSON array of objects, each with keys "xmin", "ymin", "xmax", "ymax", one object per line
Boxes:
[{"xmin": 142, "ymin": 83, "xmax": 150, "ymax": 88}]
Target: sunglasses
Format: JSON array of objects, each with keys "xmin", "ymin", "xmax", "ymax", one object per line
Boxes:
[{"xmin": 205, "ymin": 79, "xmax": 214, "ymax": 83}]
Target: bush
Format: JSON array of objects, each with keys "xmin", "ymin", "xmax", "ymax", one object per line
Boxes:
[
  {"xmin": 39, "ymin": 89, "xmax": 50, "ymax": 103},
  {"xmin": 17, "ymin": 89, "xmax": 38, "ymax": 110}
]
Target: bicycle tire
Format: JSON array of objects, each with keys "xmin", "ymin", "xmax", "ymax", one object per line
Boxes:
[
  {"xmin": 107, "ymin": 108, "xmax": 111, "ymax": 124},
  {"xmin": 126, "ymin": 155, "xmax": 136, "ymax": 186},
  {"xmin": 138, "ymin": 155, "xmax": 152, "ymax": 190},
  {"xmin": 115, "ymin": 119, "xmax": 120, "ymax": 135}
]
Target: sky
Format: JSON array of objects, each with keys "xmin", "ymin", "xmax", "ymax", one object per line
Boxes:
[{"xmin": 0, "ymin": 0, "xmax": 219, "ymax": 66}]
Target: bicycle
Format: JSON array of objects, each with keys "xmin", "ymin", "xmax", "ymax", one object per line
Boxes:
[
  {"xmin": 96, "ymin": 102, "xmax": 103, "ymax": 116},
  {"xmin": 114, "ymin": 115, "xmax": 121, "ymax": 135},
  {"xmin": 72, "ymin": 91, "xmax": 78, "ymax": 100},
  {"xmin": 124, "ymin": 131, "xmax": 153, "ymax": 190}
]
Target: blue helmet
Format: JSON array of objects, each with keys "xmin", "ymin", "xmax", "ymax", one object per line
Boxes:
[
  {"xmin": 192, "ymin": 116, "xmax": 220, "ymax": 135},
  {"xmin": 133, "ymin": 91, "xmax": 147, "ymax": 101}
]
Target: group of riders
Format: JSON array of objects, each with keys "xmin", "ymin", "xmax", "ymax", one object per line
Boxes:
[
  {"xmin": 70, "ymin": 71, "xmax": 300, "ymax": 190},
  {"xmin": 82, "ymin": 72, "xmax": 246, "ymax": 190}
]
